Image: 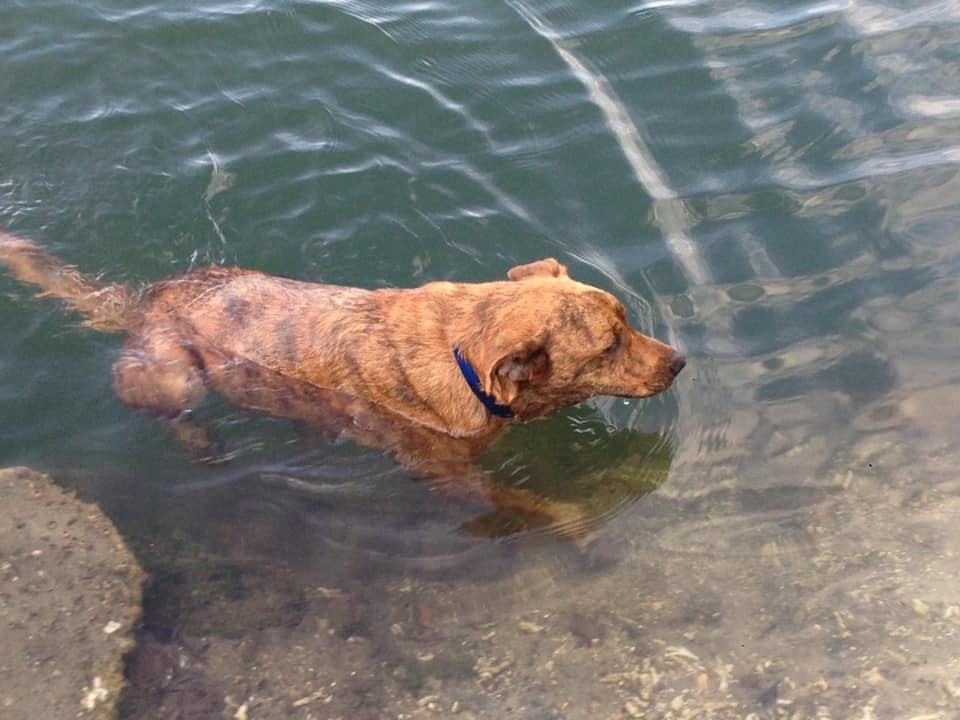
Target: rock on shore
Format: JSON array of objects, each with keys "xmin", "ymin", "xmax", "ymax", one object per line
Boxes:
[{"xmin": 0, "ymin": 467, "xmax": 145, "ymax": 720}]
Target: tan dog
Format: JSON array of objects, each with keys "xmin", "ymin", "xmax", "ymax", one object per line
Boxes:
[{"xmin": 0, "ymin": 229, "xmax": 684, "ymax": 536}]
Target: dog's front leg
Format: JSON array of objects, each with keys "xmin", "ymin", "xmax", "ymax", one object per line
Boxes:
[{"xmin": 420, "ymin": 463, "xmax": 587, "ymax": 540}]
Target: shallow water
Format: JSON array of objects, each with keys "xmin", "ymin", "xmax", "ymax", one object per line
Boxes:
[{"xmin": 2, "ymin": 0, "xmax": 960, "ymax": 717}]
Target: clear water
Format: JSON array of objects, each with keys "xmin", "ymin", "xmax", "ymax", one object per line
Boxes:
[{"xmin": 2, "ymin": 1, "xmax": 959, "ymax": 717}]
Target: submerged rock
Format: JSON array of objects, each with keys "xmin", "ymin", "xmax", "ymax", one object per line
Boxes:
[{"xmin": 0, "ymin": 467, "xmax": 145, "ymax": 720}]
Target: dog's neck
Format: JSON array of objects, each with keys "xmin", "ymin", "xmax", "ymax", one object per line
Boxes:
[
  {"xmin": 452, "ymin": 346, "xmax": 514, "ymax": 418},
  {"xmin": 356, "ymin": 284, "xmax": 518, "ymax": 438}
]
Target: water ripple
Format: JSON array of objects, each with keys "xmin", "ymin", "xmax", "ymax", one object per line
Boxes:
[
  {"xmin": 4, "ymin": 0, "xmax": 960, "ymax": 651},
  {"xmin": 665, "ymin": 0, "xmax": 845, "ymax": 33}
]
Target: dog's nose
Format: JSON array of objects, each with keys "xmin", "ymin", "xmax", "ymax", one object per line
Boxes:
[{"xmin": 668, "ymin": 350, "xmax": 686, "ymax": 377}]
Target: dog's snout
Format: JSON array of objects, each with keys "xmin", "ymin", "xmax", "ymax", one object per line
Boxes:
[{"xmin": 667, "ymin": 350, "xmax": 686, "ymax": 377}]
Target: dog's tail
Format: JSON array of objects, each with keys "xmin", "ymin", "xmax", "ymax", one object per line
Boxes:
[{"xmin": 0, "ymin": 229, "xmax": 137, "ymax": 332}]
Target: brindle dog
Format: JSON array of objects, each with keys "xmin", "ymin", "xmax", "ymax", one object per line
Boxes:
[{"xmin": 0, "ymin": 229, "xmax": 684, "ymax": 536}]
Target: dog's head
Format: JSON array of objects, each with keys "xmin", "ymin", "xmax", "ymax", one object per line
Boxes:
[{"xmin": 459, "ymin": 258, "xmax": 685, "ymax": 421}]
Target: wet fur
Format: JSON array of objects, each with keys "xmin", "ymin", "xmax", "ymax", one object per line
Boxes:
[{"xmin": 0, "ymin": 229, "xmax": 684, "ymax": 537}]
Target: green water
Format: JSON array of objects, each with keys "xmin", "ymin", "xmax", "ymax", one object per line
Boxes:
[{"xmin": 3, "ymin": 1, "xmax": 960, "ymax": 717}]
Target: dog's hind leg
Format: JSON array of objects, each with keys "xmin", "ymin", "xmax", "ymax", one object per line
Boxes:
[{"xmin": 112, "ymin": 326, "xmax": 221, "ymax": 459}]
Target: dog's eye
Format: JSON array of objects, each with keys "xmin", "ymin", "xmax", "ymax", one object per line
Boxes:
[{"xmin": 603, "ymin": 333, "xmax": 621, "ymax": 355}]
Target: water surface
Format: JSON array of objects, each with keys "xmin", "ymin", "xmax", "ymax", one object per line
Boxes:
[{"xmin": 2, "ymin": 0, "xmax": 960, "ymax": 717}]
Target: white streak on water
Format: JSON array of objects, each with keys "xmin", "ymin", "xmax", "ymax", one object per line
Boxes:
[
  {"xmin": 652, "ymin": 1, "xmax": 794, "ymax": 280},
  {"xmin": 504, "ymin": 0, "xmax": 711, "ymax": 286},
  {"xmin": 375, "ymin": 63, "xmax": 492, "ymax": 138},
  {"xmin": 325, "ymin": 0, "xmax": 400, "ymax": 43}
]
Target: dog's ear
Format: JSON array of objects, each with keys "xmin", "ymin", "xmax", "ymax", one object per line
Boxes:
[
  {"xmin": 494, "ymin": 343, "xmax": 550, "ymax": 384},
  {"xmin": 481, "ymin": 339, "xmax": 552, "ymax": 407},
  {"xmin": 460, "ymin": 330, "xmax": 552, "ymax": 408},
  {"xmin": 507, "ymin": 258, "xmax": 568, "ymax": 281}
]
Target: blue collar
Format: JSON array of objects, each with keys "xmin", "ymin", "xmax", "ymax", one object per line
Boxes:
[{"xmin": 453, "ymin": 346, "xmax": 514, "ymax": 418}]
